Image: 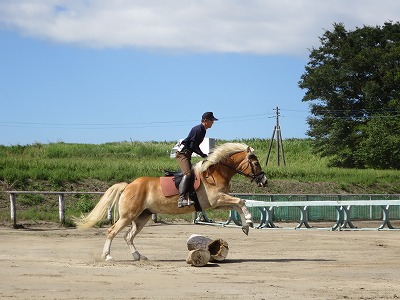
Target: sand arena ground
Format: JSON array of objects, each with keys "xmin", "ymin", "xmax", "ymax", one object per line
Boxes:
[{"xmin": 1, "ymin": 221, "xmax": 400, "ymax": 299}]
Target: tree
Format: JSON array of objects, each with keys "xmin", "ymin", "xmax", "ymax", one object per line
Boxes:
[
  {"xmin": 356, "ymin": 104, "xmax": 400, "ymax": 169},
  {"xmin": 299, "ymin": 22, "xmax": 400, "ymax": 169}
]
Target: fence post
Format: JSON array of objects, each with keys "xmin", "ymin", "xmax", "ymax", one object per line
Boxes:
[
  {"xmin": 10, "ymin": 193, "xmax": 17, "ymax": 228},
  {"xmin": 369, "ymin": 195, "xmax": 373, "ymax": 220},
  {"xmin": 58, "ymin": 194, "xmax": 65, "ymax": 225}
]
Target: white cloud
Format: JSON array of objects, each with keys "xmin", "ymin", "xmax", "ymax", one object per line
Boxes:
[{"xmin": 0, "ymin": 0, "xmax": 398, "ymax": 56}]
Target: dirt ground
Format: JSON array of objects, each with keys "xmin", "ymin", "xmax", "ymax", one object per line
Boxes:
[{"xmin": 1, "ymin": 220, "xmax": 400, "ymax": 300}]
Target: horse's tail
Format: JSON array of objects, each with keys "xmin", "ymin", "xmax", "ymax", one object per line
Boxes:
[{"xmin": 75, "ymin": 182, "xmax": 129, "ymax": 229}]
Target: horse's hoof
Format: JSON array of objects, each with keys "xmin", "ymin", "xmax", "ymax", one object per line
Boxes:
[
  {"xmin": 246, "ymin": 221, "xmax": 254, "ymax": 228},
  {"xmin": 132, "ymin": 251, "xmax": 148, "ymax": 261},
  {"xmin": 101, "ymin": 253, "xmax": 112, "ymax": 261},
  {"xmin": 242, "ymin": 226, "xmax": 249, "ymax": 235},
  {"xmin": 105, "ymin": 255, "xmax": 114, "ymax": 261},
  {"xmin": 132, "ymin": 251, "xmax": 141, "ymax": 261}
]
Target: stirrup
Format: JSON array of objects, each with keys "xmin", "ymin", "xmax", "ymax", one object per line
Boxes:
[
  {"xmin": 178, "ymin": 196, "xmax": 194, "ymax": 208},
  {"xmin": 179, "ymin": 200, "xmax": 194, "ymax": 208}
]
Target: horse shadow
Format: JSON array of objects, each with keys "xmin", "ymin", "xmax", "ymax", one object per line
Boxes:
[
  {"xmin": 150, "ymin": 257, "xmax": 336, "ymax": 266},
  {"xmin": 220, "ymin": 258, "xmax": 336, "ymax": 263}
]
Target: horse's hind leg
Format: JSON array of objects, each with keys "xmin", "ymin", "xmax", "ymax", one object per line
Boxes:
[
  {"xmin": 124, "ymin": 210, "xmax": 152, "ymax": 261},
  {"xmin": 102, "ymin": 217, "xmax": 131, "ymax": 261}
]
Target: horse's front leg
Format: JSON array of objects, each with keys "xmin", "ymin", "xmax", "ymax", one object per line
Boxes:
[
  {"xmin": 234, "ymin": 206, "xmax": 253, "ymax": 235},
  {"xmin": 216, "ymin": 193, "xmax": 254, "ymax": 235},
  {"xmin": 236, "ymin": 205, "xmax": 254, "ymax": 234}
]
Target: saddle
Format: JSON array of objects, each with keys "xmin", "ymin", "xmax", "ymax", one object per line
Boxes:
[
  {"xmin": 160, "ymin": 170, "xmax": 201, "ymax": 197},
  {"xmin": 160, "ymin": 169, "xmax": 202, "ymax": 212}
]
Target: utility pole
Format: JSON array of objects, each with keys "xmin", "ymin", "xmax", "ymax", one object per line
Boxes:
[{"xmin": 266, "ymin": 106, "xmax": 286, "ymax": 166}]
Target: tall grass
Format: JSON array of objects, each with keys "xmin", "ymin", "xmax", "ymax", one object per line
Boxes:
[
  {"xmin": 1, "ymin": 139, "xmax": 400, "ymax": 192},
  {"xmin": 0, "ymin": 141, "xmax": 177, "ymax": 189}
]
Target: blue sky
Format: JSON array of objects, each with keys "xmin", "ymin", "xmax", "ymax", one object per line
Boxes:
[{"xmin": 1, "ymin": 1, "xmax": 399, "ymax": 145}]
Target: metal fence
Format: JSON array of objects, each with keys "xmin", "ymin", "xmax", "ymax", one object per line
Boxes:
[{"xmin": 232, "ymin": 193, "xmax": 400, "ymax": 222}]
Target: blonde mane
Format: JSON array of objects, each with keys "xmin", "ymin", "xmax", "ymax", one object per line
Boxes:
[{"xmin": 198, "ymin": 143, "xmax": 249, "ymax": 173}]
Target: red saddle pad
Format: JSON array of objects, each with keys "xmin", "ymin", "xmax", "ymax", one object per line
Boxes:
[{"xmin": 160, "ymin": 174, "xmax": 201, "ymax": 197}]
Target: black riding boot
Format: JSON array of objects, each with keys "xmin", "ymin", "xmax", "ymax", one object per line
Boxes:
[{"xmin": 178, "ymin": 174, "xmax": 194, "ymax": 208}]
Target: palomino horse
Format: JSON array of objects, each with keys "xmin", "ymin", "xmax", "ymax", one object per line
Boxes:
[{"xmin": 76, "ymin": 143, "xmax": 268, "ymax": 261}]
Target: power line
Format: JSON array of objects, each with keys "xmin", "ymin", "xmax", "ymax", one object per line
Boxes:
[{"xmin": 0, "ymin": 112, "xmax": 275, "ymax": 129}]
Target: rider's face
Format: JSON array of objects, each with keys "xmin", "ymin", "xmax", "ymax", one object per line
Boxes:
[{"xmin": 204, "ymin": 119, "xmax": 214, "ymax": 129}]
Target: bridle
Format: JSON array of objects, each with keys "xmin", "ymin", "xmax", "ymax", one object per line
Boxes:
[{"xmin": 217, "ymin": 154, "xmax": 266, "ymax": 184}]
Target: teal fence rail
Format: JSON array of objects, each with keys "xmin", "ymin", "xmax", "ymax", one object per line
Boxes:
[{"xmin": 231, "ymin": 194, "xmax": 400, "ymax": 222}]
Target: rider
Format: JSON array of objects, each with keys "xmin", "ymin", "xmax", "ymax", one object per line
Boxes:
[{"xmin": 176, "ymin": 112, "xmax": 218, "ymax": 208}]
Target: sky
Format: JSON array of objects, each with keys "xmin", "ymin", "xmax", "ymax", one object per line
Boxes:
[{"xmin": 0, "ymin": 1, "xmax": 399, "ymax": 145}]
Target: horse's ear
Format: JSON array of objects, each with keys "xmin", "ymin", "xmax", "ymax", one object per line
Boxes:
[{"xmin": 246, "ymin": 146, "xmax": 254, "ymax": 154}]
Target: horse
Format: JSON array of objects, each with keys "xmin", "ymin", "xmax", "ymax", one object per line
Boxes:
[{"xmin": 75, "ymin": 142, "xmax": 268, "ymax": 261}]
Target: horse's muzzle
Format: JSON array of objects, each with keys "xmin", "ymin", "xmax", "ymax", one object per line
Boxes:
[{"xmin": 255, "ymin": 173, "xmax": 268, "ymax": 187}]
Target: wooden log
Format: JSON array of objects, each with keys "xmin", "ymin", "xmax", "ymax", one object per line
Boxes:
[
  {"xmin": 186, "ymin": 249, "xmax": 210, "ymax": 267},
  {"xmin": 208, "ymin": 238, "xmax": 229, "ymax": 262},
  {"xmin": 187, "ymin": 234, "xmax": 229, "ymax": 262},
  {"xmin": 187, "ymin": 234, "xmax": 212, "ymax": 251}
]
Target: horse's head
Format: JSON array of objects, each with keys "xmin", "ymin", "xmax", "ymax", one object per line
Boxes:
[
  {"xmin": 237, "ymin": 146, "xmax": 268, "ymax": 187},
  {"xmin": 201, "ymin": 143, "xmax": 268, "ymax": 187}
]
